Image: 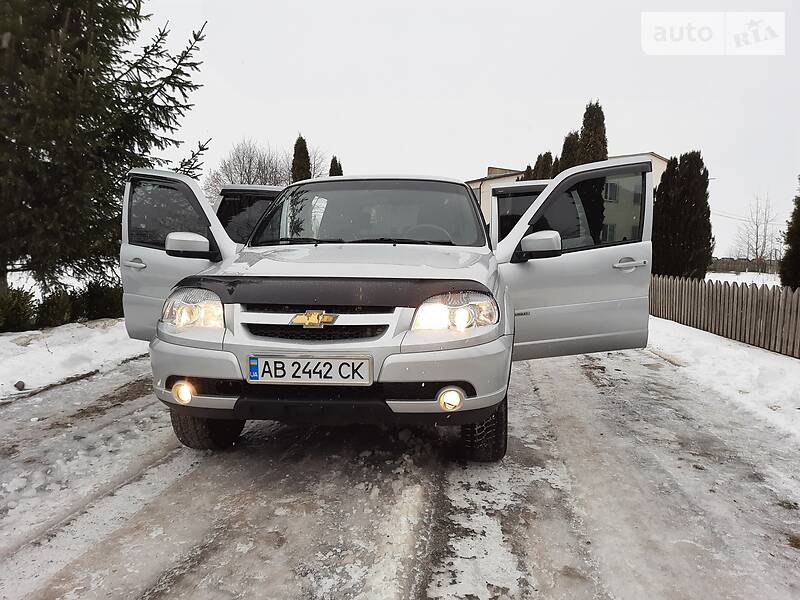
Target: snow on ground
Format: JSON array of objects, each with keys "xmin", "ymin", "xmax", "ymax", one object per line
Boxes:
[
  {"xmin": 706, "ymin": 270, "xmax": 782, "ymax": 288},
  {"xmin": 0, "ymin": 319, "xmax": 148, "ymax": 398},
  {"xmin": 648, "ymin": 316, "xmax": 800, "ymax": 440}
]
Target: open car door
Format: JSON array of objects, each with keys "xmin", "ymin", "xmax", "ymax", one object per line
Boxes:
[
  {"xmin": 494, "ymin": 156, "xmax": 653, "ymax": 361},
  {"xmin": 120, "ymin": 169, "xmax": 237, "ymax": 341}
]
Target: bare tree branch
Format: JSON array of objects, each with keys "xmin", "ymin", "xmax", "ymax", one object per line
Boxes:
[
  {"xmin": 203, "ymin": 139, "xmax": 328, "ymax": 200},
  {"xmin": 732, "ymin": 194, "xmax": 781, "ymax": 269}
]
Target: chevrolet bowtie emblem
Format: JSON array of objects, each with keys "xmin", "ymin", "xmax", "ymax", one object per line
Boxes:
[{"xmin": 290, "ymin": 310, "xmax": 339, "ymax": 328}]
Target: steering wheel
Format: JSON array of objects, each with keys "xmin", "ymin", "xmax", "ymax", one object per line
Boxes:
[{"xmin": 404, "ymin": 224, "xmax": 453, "ymax": 242}]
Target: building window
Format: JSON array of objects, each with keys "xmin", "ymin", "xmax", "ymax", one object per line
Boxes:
[
  {"xmin": 603, "ymin": 182, "xmax": 619, "ymax": 203},
  {"xmin": 601, "ymin": 223, "xmax": 616, "ymax": 243}
]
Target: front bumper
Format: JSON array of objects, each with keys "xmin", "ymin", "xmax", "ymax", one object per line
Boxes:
[{"xmin": 150, "ymin": 335, "xmax": 512, "ymax": 424}]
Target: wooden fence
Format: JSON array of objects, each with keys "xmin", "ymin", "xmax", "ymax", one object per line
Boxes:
[{"xmin": 649, "ymin": 275, "xmax": 800, "ymax": 358}]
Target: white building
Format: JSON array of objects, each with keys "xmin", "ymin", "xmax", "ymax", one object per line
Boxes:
[{"xmin": 466, "ymin": 152, "xmax": 669, "ymax": 220}]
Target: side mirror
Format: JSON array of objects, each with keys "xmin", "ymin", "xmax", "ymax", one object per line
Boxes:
[
  {"xmin": 512, "ymin": 230, "xmax": 562, "ymax": 262},
  {"xmin": 165, "ymin": 232, "xmax": 217, "ymax": 260}
]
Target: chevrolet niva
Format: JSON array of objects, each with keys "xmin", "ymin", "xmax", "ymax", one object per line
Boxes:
[{"xmin": 121, "ymin": 155, "xmax": 653, "ymax": 461}]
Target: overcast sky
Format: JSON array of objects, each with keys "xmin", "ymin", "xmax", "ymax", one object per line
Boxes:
[{"xmin": 144, "ymin": 0, "xmax": 798, "ymax": 254}]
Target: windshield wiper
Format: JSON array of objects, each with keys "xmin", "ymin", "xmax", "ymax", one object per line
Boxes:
[
  {"xmin": 352, "ymin": 237, "xmax": 454, "ymax": 246},
  {"xmin": 257, "ymin": 237, "xmax": 344, "ymax": 246}
]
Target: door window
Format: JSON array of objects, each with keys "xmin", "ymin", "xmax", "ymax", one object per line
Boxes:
[
  {"xmin": 497, "ymin": 193, "xmax": 540, "ymax": 242},
  {"xmin": 529, "ymin": 172, "xmax": 644, "ymax": 251},
  {"xmin": 216, "ymin": 194, "xmax": 275, "ymax": 244},
  {"xmin": 128, "ymin": 181, "xmax": 209, "ymax": 249}
]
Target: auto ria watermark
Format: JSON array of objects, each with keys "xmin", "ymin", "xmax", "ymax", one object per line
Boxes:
[{"xmin": 641, "ymin": 12, "xmax": 785, "ymax": 55}]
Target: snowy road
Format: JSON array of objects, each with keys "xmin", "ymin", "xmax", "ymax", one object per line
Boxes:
[{"xmin": 1, "ymin": 342, "xmax": 799, "ymax": 598}]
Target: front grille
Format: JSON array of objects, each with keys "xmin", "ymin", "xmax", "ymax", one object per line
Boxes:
[
  {"xmin": 243, "ymin": 304, "xmax": 395, "ymax": 314},
  {"xmin": 247, "ymin": 324, "xmax": 388, "ymax": 341}
]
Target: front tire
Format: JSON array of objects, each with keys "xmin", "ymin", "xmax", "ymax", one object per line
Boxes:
[
  {"xmin": 169, "ymin": 410, "xmax": 245, "ymax": 450},
  {"xmin": 460, "ymin": 397, "xmax": 507, "ymax": 462}
]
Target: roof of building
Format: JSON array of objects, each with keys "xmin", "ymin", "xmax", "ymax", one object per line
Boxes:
[
  {"xmin": 465, "ymin": 170, "xmax": 523, "ymax": 185},
  {"xmin": 611, "ymin": 151, "xmax": 669, "ymax": 164}
]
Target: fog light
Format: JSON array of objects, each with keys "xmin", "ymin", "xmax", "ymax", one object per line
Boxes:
[
  {"xmin": 172, "ymin": 381, "xmax": 194, "ymax": 405},
  {"xmin": 437, "ymin": 387, "xmax": 464, "ymax": 411}
]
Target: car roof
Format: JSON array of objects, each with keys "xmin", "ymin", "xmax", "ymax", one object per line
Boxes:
[
  {"xmin": 288, "ymin": 174, "xmax": 468, "ymax": 186},
  {"xmin": 220, "ymin": 184, "xmax": 283, "ymax": 194}
]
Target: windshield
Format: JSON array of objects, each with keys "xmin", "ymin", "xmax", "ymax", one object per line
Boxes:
[{"xmin": 249, "ymin": 180, "xmax": 486, "ymax": 247}]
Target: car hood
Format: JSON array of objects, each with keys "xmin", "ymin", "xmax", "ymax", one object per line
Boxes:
[{"xmin": 206, "ymin": 243, "xmax": 497, "ymax": 286}]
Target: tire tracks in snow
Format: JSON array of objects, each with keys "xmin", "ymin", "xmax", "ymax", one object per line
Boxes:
[
  {"xmin": 0, "ymin": 384, "xmax": 181, "ymax": 559},
  {"xmin": 27, "ymin": 423, "xmax": 450, "ymax": 600},
  {"xmin": 0, "ymin": 438, "xmax": 182, "ymax": 559},
  {"xmin": 1, "ymin": 446, "xmax": 200, "ymax": 600},
  {"xmin": 534, "ymin": 350, "xmax": 800, "ymax": 599},
  {"xmin": 6, "ymin": 350, "xmax": 798, "ymax": 599},
  {"xmin": 424, "ymin": 361, "xmax": 610, "ymax": 600}
]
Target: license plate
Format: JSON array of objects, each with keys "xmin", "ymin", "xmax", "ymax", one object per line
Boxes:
[{"xmin": 248, "ymin": 356, "xmax": 373, "ymax": 385}]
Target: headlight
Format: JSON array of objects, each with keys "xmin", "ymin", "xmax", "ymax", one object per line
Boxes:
[
  {"xmin": 411, "ymin": 291, "xmax": 499, "ymax": 332},
  {"xmin": 162, "ymin": 288, "xmax": 224, "ymax": 329}
]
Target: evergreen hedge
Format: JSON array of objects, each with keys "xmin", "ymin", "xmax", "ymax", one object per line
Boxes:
[{"xmin": 0, "ymin": 282, "xmax": 124, "ymax": 333}]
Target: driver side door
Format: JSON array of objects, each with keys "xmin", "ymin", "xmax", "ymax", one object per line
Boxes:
[
  {"xmin": 120, "ymin": 169, "xmax": 236, "ymax": 341},
  {"xmin": 495, "ymin": 156, "xmax": 654, "ymax": 360}
]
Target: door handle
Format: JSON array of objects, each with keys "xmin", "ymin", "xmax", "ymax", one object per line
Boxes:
[
  {"xmin": 122, "ymin": 259, "xmax": 147, "ymax": 270},
  {"xmin": 612, "ymin": 259, "xmax": 648, "ymax": 269}
]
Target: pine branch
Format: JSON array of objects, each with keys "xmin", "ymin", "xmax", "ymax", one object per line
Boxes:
[
  {"xmin": 114, "ymin": 23, "xmax": 168, "ymax": 85},
  {"xmin": 172, "ymin": 138, "xmax": 211, "ymax": 178}
]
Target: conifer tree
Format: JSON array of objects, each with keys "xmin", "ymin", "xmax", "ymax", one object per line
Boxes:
[
  {"xmin": 780, "ymin": 177, "xmax": 800, "ymax": 289},
  {"xmin": 329, "ymin": 156, "xmax": 343, "ymax": 176},
  {"xmin": 291, "ymin": 135, "xmax": 312, "ymax": 182},
  {"xmin": 0, "ymin": 1, "xmax": 207, "ymax": 290},
  {"xmin": 517, "ymin": 165, "xmax": 534, "ymax": 181},
  {"xmin": 573, "ymin": 102, "xmax": 609, "ymax": 243},
  {"xmin": 577, "ymin": 101, "xmax": 608, "ymax": 164},
  {"xmin": 652, "ymin": 151, "xmax": 715, "ymax": 278},
  {"xmin": 550, "ymin": 156, "xmax": 560, "ymax": 177},
  {"xmin": 531, "ymin": 152, "xmax": 553, "ymax": 179},
  {"xmin": 559, "ymin": 131, "xmax": 581, "ymax": 172}
]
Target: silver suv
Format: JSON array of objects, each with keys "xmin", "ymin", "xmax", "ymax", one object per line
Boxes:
[{"xmin": 120, "ymin": 156, "xmax": 653, "ymax": 461}]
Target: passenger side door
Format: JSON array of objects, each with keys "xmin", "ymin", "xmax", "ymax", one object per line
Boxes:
[
  {"xmin": 120, "ymin": 169, "xmax": 236, "ymax": 341},
  {"xmin": 495, "ymin": 157, "xmax": 653, "ymax": 360}
]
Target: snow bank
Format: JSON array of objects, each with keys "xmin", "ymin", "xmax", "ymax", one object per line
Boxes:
[
  {"xmin": 648, "ymin": 317, "xmax": 800, "ymax": 439},
  {"xmin": 0, "ymin": 319, "xmax": 148, "ymax": 398},
  {"xmin": 705, "ymin": 271, "xmax": 782, "ymax": 288}
]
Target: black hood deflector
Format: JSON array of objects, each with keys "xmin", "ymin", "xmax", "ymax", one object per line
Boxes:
[{"xmin": 175, "ymin": 276, "xmax": 490, "ymax": 308}]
